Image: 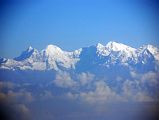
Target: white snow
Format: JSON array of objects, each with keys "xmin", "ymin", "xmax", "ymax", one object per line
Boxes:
[
  {"xmin": 0, "ymin": 42, "xmax": 159, "ymax": 71},
  {"xmin": 28, "ymin": 46, "xmax": 34, "ymax": 52},
  {"xmin": 106, "ymin": 41, "xmax": 136, "ymax": 52},
  {"xmin": 96, "ymin": 43, "xmax": 110, "ymax": 56},
  {"xmin": 45, "ymin": 44, "xmax": 63, "ymax": 57},
  {"xmin": 146, "ymin": 45, "xmax": 159, "ymax": 61}
]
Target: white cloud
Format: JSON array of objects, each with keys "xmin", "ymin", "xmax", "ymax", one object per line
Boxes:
[
  {"xmin": 78, "ymin": 72, "xmax": 94, "ymax": 86},
  {"xmin": 66, "ymin": 92, "xmax": 78, "ymax": 100},
  {"xmin": 80, "ymin": 81, "xmax": 123, "ymax": 104},
  {"xmin": 133, "ymin": 92, "xmax": 153, "ymax": 102},
  {"xmin": 116, "ymin": 76, "xmax": 123, "ymax": 81},
  {"xmin": 141, "ymin": 71, "xmax": 159, "ymax": 87},
  {"xmin": 54, "ymin": 72, "xmax": 77, "ymax": 88},
  {"xmin": 130, "ymin": 71, "xmax": 138, "ymax": 78},
  {"xmin": 122, "ymin": 78, "xmax": 156, "ymax": 102},
  {"xmin": 130, "ymin": 71, "xmax": 159, "ymax": 86},
  {"xmin": 5, "ymin": 90, "xmax": 34, "ymax": 103},
  {"xmin": 122, "ymin": 80, "xmax": 140, "ymax": 97}
]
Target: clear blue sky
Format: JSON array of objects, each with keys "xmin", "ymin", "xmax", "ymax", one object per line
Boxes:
[{"xmin": 0, "ymin": 0, "xmax": 158, "ymax": 58}]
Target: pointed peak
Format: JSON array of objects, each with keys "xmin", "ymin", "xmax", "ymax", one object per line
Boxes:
[
  {"xmin": 106, "ymin": 41, "xmax": 136, "ymax": 51},
  {"xmin": 106, "ymin": 41, "xmax": 123, "ymax": 48},
  {"xmin": 142, "ymin": 44, "xmax": 158, "ymax": 50},
  {"xmin": 0, "ymin": 57, "xmax": 7, "ymax": 63},
  {"xmin": 139, "ymin": 44, "xmax": 159, "ymax": 55},
  {"xmin": 139, "ymin": 44, "xmax": 155, "ymax": 50},
  {"xmin": 46, "ymin": 44, "xmax": 60, "ymax": 49},
  {"xmin": 46, "ymin": 44, "xmax": 58, "ymax": 48},
  {"xmin": 27, "ymin": 46, "xmax": 34, "ymax": 52},
  {"xmin": 96, "ymin": 43, "xmax": 104, "ymax": 46},
  {"xmin": 96, "ymin": 43, "xmax": 103, "ymax": 46},
  {"xmin": 28, "ymin": 46, "xmax": 33, "ymax": 49},
  {"xmin": 45, "ymin": 44, "xmax": 62, "ymax": 52},
  {"xmin": 107, "ymin": 41, "xmax": 117, "ymax": 44},
  {"xmin": 44, "ymin": 44, "xmax": 63, "ymax": 56},
  {"xmin": 13, "ymin": 46, "xmax": 39, "ymax": 61},
  {"xmin": 107, "ymin": 41, "xmax": 122, "ymax": 46},
  {"xmin": 96, "ymin": 43, "xmax": 104, "ymax": 48}
]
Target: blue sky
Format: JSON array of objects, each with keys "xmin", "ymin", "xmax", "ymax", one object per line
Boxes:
[{"xmin": 0, "ymin": 0, "xmax": 158, "ymax": 58}]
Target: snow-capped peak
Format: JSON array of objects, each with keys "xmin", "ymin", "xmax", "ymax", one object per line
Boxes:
[
  {"xmin": 146, "ymin": 45, "xmax": 159, "ymax": 54},
  {"xmin": 0, "ymin": 42, "xmax": 159, "ymax": 71},
  {"xmin": 27, "ymin": 46, "xmax": 34, "ymax": 52},
  {"xmin": 95, "ymin": 43, "xmax": 109, "ymax": 56},
  {"xmin": 139, "ymin": 44, "xmax": 159, "ymax": 61},
  {"xmin": 96, "ymin": 43, "xmax": 104, "ymax": 48},
  {"xmin": 45, "ymin": 44, "xmax": 63, "ymax": 56},
  {"xmin": 106, "ymin": 41, "xmax": 136, "ymax": 52},
  {"xmin": 0, "ymin": 57, "xmax": 7, "ymax": 64},
  {"xmin": 14, "ymin": 46, "xmax": 39, "ymax": 61},
  {"xmin": 96, "ymin": 43, "xmax": 105, "ymax": 52},
  {"xmin": 46, "ymin": 44, "xmax": 62, "ymax": 51}
]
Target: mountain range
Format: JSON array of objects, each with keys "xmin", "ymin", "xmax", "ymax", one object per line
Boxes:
[{"xmin": 0, "ymin": 41, "xmax": 159, "ymax": 73}]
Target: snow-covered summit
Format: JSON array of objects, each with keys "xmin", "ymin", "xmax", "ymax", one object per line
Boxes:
[
  {"xmin": 142, "ymin": 44, "xmax": 159, "ymax": 61},
  {"xmin": 95, "ymin": 43, "xmax": 109, "ymax": 56},
  {"xmin": 95, "ymin": 42, "xmax": 137, "ymax": 60},
  {"xmin": 106, "ymin": 41, "xmax": 136, "ymax": 52},
  {"xmin": 0, "ymin": 42, "xmax": 159, "ymax": 71},
  {"xmin": 96, "ymin": 43, "xmax": 104, "ymax": 49},
  {"xmin": 14, "ymin": 46, "xmax": 39, "ymax": 61},
  {"xmin": 44, "ymin": 44, "xmax": 63, "ymax": 56},
  {"xmin": 27, "ymin": 46, "xmax": 34, "ymax": 51}
]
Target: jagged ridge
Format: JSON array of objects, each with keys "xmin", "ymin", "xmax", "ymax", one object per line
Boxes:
[{"xmin": 0, "ymin": 41, "xmax": 159, "ymax": 71}]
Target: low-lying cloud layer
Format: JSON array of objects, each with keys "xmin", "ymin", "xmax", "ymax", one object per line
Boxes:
[{"xmin": 0, "ymin": 70, "xmax": 159, "ymax": 120}]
